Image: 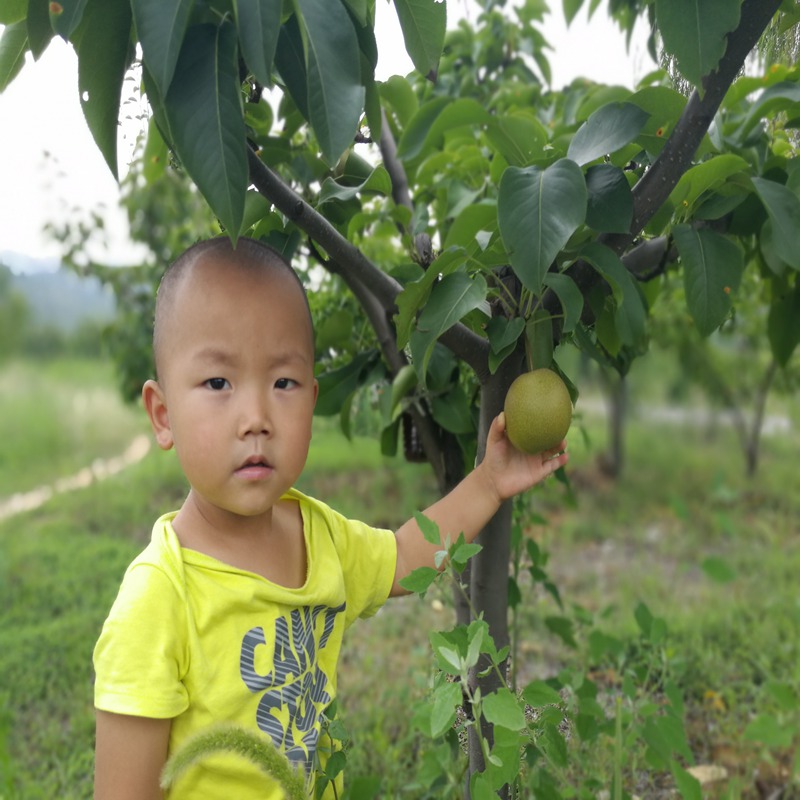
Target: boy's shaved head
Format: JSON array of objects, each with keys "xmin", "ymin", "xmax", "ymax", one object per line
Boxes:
[{"xmin": 153, "ymin": 237, "xmax": 313, "ymax": 380}]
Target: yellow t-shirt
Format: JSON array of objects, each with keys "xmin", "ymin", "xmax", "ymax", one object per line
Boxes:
[{"xmin": 93, "ymin": 488, "xmax": 397, "ymax": 798}]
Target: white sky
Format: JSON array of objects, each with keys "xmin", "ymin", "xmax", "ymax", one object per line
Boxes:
[{"xmin": 0, "ymin": 3, "xmax": 649, "ymax": 266}]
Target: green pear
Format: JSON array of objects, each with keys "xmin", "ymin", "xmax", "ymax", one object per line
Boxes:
[{"xmin": 503, "ymin": 369, "xmax": 572, "ymax": 454}]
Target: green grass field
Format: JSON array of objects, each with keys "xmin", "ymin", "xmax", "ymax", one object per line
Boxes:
[{"xmin": 0, "ymin": 356, "xmax": 798, "ymax": 798}]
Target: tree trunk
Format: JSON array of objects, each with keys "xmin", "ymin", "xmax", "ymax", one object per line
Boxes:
[
  {"xmin": 465, "ymin": 349, "xmax": 524, "ymax": 799},
  {"xmin": 601, "ymin": 371, "xmax": 627, "ymax": 479}
]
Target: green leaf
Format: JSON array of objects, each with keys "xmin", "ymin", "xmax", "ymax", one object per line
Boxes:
[
  {"xmin": 0, "ymin": 0, "xmax": 26, "ymax": 25},
  {"xmin": 545, "ymin": 616, "xmax": 577, "ymax": 649},
  {"xmin": 585, "ymin": 164, "xmax": 633, "ymax": 233},
  {"xmin": 563, "ymin": 0, "xmax": 584, "ymax": 26},
  {"xmin": 399, "ymin": 565, "xmax": 439, "ymax": 595},
  {"xmin": 430, "ymin": 385, "xmax": 475, "ymax": 435},
  {"xmin": 274, "ymin": 14, "xmax": 308, "ymax": 121},
  {"xmin": 485, "ymin": 113, "xmax": 548, "ymax": 167},
  {"xmin": 27, "ymin": 0, "xmax": 55, "ymax": 60},
  {"xmin": 0, "ymin": 20, "xmax": 27, "ymax": 93},
  {"xmin": 482, "ymin": 688, "xmax": 527, "ymax": 732},
  {"xmin": 393, "ymin": 0, "xmax": 446, "ymax": 78},
  {"xmin": 700, "ymin": 556, "xmax": 736, "ymax": 584},
  {"xmin": 379, "ymin": 75, "xmax": 418, "ymax": 128},
  {"xmin": 234, "ymin": 0, "xmax": 282, "ymax": 88},
  {"xmin": 744, "ymin": 714, "xmax": 794, "ymax": 748},
  {"xmin": 165, "ymin": 22, "xmax": 248, "ymax": 237},
  {"xmin": 498, "ymin": 159, "xmax": 587, "ymax": 295},
  {"xmin": 752, "ymin": 177, "xmax": 800, "ymax": 270},
  {"xmin": 396, "ymin": 95, "xmax": 451, "ymax": 159},
  {"xmin": 49, "ymin": 0, "xmax": 89, "ymax": 40},
  {"xmin": 522, "ymin": 680, "xmax": 563, "ymax": 708},
  {"xmin": 414, "ymin": 511, "xmax": 441, "ymax": 546},
  {"xmin": 768, "ymin": 282, "xmax": 800, "ymax": 366},
  {"xmin": 430, "ymin": 682, "xmax": 462, "ymax": 738},
  {"xmin": 76, "ymin": 0, "xmax": 133, "ymax": 179},
  {"xmin": 740, "ymin": 81, "xmax": 800, "ymax": 139},
  {"xmin": 655, "ymin": 0, "xmax": 740, "ymax": 89},
  {"xmin": 671, "ymin": 762, "xmax": 702, "ymax": 800},
  {"xmin": 443, "ymin": 202, "xmax": 497, "ymax": 250},
  {"xmin": 131, "ymin": 0, "xmax": 194, "ymax": 97},
  {"xmin": 417, "ymin": 271, "xmax": 488, "ymax": 339},
  {"xmin": 318, "ymin": 165, "xmax": 392, "ymax": 205},
  {"xmin": 542, "ymin": 272, "xmax": 584, "ymax": 334},
  {"xmin": 315, "ymin": 351, "xmax": 377, "ymax": 415},
  {"xmin": 670, "ymin": 154, "xmax": 750, "ymax": 211},
  {"xmin": 673, "ymin": 225, "xmax": 744, "ymax": 336},
  {"xmin": 580, "ymin": 241, "xmax": 647, "ymax": 347},
  {"xmin": 297, "ymin": 0, "xmax": 365, "ymax": 163},
  {"xmin": 567, "ymin": 102, "xmax": 649, "ymax": 166}
]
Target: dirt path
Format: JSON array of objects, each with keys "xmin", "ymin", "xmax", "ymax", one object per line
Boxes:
[{"xmin": 0, "ymin": 434, "xmax": 152, "ymax": 522}]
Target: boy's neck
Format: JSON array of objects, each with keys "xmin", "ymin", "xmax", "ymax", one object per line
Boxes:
[{"xmin": 171, "ymin": 492, "xmax": 307, "ymax": 587}]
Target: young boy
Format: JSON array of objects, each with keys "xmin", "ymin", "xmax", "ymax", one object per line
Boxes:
[{"xmin": 92, "ymin": 237, "xmax": 568, "ymax": 799}]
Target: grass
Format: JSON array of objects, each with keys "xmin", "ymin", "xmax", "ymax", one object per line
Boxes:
[
  {"xmin": 1, "ymin": 356, "xmax": 799, "ymax": 798},
  {"xmin": 0, "ymin": 358, "xmax": 147, "ymax": 497}
]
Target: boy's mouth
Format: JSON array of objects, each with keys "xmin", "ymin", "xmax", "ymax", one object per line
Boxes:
[{"xmin": 236, "ymin": 455, "xmax": 273, "ymax": 476}]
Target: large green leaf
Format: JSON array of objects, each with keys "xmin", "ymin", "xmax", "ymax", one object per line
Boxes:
[
  {"xmin": 673, "ymin": 225, "xmax": 743, "ymax": 337},
  {"xmin": 752, "ymin": 177, "xmax": 800, "ymax": 270},
  {"xmin": 655, "ymin": 0, "xmax": 740, "ymax": 89},
  {"xmin": 131, "ymin": 0, "xmax": 194, "ymax": 98},
  {"xmin": 315, "ymin": 350, "xmax": 379, "ymax": 416},
  {"xmin": 498, "ymin": 159, "xmax": 587, "ymax": 295},
  {"xmin": 27, "ymin": 0, "xmax": 54, "ymax": 60},
  {"xmin": 75, "ymin": 0, "xmax": 132, "ymax": 179},
  {"xmin": 585, "ymin": 164, "xmax": 632, "ymax": 233},
  {"xmin": 393, "ymin": 0, "xmax": 446, "ymax": 78},
  {"xmin": 297, "ymin": 0, "xmax": 365, "ymax": 163},
  {"xmin": 767, "ymin": 282, "xmax": 800, "ymax": 367},
  {"xmin": 234, "ymin": 0, "xmax": 282, "ymax": 88},
  {"xmin": 0, "ymin": 20, "xmax": 27, "ymax": 93},
  {"xmin": 580, "ymin": 242, "xmax": 647, "ymax": 347},
  {"xmin": 49, "ymin": 0, "xmax": 89, "ymax": 40},
  {"xmin": 165, "ymin": 22, "xmax": 248, "ymax": 237},
  {"xmin": 567, "ymin": 102, "xmax": 649, "ymax": 166},
  {"xmin": 629, "ymin": 85, "xmax": 687, "ymax": 157}
]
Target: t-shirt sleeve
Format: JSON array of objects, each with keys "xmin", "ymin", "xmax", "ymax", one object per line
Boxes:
[
  {"xmin": 321, "ymin": 504, "xmax": 397, "ymax": 625},
  {"xmin": 93, "ymin": 561, "xmax": 190, "ymax": 719}
]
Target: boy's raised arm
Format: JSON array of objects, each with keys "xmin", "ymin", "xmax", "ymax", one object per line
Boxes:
[
  {"xmin": 390, "ymin": 413, "xmax": 568, "ymax": 597},
  {"xmin": 94, "ymin": 711, "xmax": 171, "ymax": 800}
]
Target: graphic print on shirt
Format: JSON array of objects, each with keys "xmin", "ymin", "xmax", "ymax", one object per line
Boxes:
[{"xmin": 240, "ymin": 603, "xmax": 346, "ymax": 772}]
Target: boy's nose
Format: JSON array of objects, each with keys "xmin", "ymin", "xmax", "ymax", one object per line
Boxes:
[{"xmin": 239, "ymin": 390, "xmax": 272, "ymax": 437}]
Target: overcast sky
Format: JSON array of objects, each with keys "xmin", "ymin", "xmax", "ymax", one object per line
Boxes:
[{"xmin": 0, "ymin": 3, "xmax": 650, "ymax": 267}]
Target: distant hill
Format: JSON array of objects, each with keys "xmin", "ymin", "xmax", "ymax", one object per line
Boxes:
[{"xmin": 1, "ymin": 252, "xmax": 116, "ymax": 332}]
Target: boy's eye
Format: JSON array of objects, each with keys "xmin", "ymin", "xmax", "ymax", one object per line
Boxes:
[
  {"xmin": 275, "ymin": 378, "xmax": 296, "ymax": 390},
  {"xmin": 206, "ymin": 378, "xmax": 229, "ymax": 391}
]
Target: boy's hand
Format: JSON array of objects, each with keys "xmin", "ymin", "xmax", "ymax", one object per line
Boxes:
[{"xmin": 479, "ymin": 412, "xmax": 568, "ymax": 503}]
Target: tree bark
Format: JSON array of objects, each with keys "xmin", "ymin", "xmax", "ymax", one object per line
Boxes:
[{"xmin": 466, "ymin": 347, "xmax": 525, "ymax": 798}]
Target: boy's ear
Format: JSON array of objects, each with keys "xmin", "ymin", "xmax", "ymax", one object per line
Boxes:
[{"xmin": 142, "ymin": 379, "xmax": 174, "ymax": 451}]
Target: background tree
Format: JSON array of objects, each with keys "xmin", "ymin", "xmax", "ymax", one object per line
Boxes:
[{"xmin": 3, "ymin": 0, "xmax": 800, "ymax": 791}]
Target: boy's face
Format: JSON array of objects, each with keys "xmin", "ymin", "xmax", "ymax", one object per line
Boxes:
[{"xmin": 146, "ymin": 255, "xmax": 318, "ymax": 524}]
